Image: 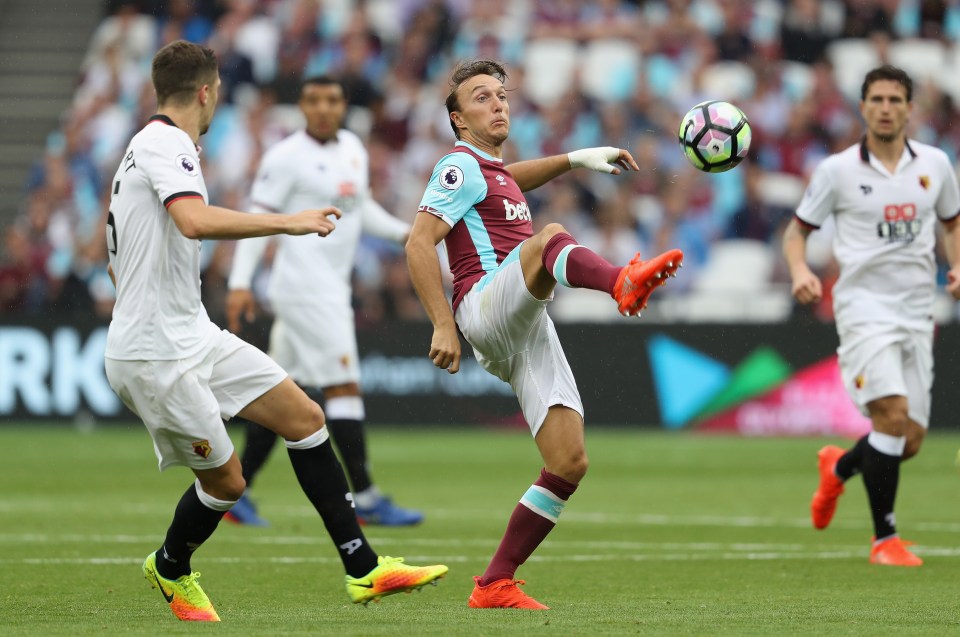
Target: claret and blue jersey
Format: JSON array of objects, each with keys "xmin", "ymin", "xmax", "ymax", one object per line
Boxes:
[{"xmin": 417, "ymin": 141, "xmax": 533, "ymax": 311}]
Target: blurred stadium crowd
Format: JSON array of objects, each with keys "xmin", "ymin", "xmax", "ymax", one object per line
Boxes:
[{"xmin": 3, "ymin": 0, "xmax": 960, "ymax": 323}]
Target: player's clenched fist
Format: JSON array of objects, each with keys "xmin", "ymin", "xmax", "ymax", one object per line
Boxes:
[
  {"xmin": 429, "ymin": 324, "xmax": 461, "ymax": 374},
  {"xmin": 288, "ymin": 207, "xmax": 342, "ymax": 236},
  {"xmin": 790, "ymin": 267, "xmax": 822, "ymax": 305}
]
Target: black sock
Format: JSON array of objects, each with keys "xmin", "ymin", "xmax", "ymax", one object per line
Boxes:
[
  {"xmin": 861, "ymin": 443, "xmax": 901, "ymax": 540},
  {"xmin": 835, "ymin": 435, "xmax": 869, "ymax": 481},
  {"xmin": 155, "ymin": 483, "xmax": 229, "ymax": 580},
  {"xmin": 286, "ymin": 433, "xmax": 378, "ymax": 577},
  {"xmin": 326, "ymin": 418, "xmax": 372, "ymax": 493},
  {"xmin": 239, "ymin": 419, "xmax": 279, "ymax": 487}
]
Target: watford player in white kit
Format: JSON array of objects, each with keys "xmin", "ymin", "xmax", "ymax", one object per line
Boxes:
[
  {"xmin": 104, "ymin": 41, "xmax": 445, "ymax": 622},
  {"xmin": 783, "ymin": 65, "xmax": 960, "ymax": 566},
  {"xmin": 225, "ymin": 76, "xmax": 421, "ymax": 527}
]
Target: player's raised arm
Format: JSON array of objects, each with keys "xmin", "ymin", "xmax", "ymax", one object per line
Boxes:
[
  {"xmin": 166, "ymin": 198, "xmax": 341, "ymax": 240},
  {"xmin": 359, "ymin": 195, "xmax": 411, "ymax": 244},
  {"xmin": 506, "ymin": 147, "xmax": 639, "ymax": 192},
  {"xmin": 782, "ymin": 217, "xmax": 822, "ymax": 305},
  {"xmin": 405, "ymin": 212, "xmax": 460, "ymax": 374}
]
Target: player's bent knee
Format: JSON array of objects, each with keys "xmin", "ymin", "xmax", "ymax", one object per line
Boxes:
[
  {"xmin": 554, "ymin": 453, "xmax": 588, "ymax": 484},
  {"xmin": 283, "ymin": 398, "xmax": 326, "ymax": 441},
  {"xmin": 903, "ymin": 429, "xmax": 926, "ymax": 460},
  {"xmin": 539, "ymin": 223, "xmax": 568, "ymax": 243},
  {"xmin": 200, "ymin": 475, "xmax": 246, "ymax": 503},
  {"xmin": 870, "ymin": 406, "xmax": 910, "ymax": 436}
]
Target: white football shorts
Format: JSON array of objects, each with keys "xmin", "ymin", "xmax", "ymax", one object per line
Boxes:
[
  {"xmin": 837, "ymin": 324, "xmax": 933, "ymax": 428},
  {"xmin": 105, "ymin": 322, "xmax": 288, "ymax": 470},
  {"xmin": 269, "ymin": 295, "xmax": 360, "ymax": 388},
  {"xmin": 455, "ymin": 243, "xmax": 583, "ymax": 436}
]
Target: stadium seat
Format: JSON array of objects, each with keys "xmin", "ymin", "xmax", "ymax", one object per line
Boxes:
[
  {"xmin": 522, "ymin": 38, "xmax": 579, "ymax": 106},
  {"xmin": 579, "ymin": 39, "xmax": 641, "ymax": 103},
  {"xmin": 679, "ymin": 238, "xmax": 790, "ymax": 322},
  {"xmin": 693, "ymin": 239, "xmax": 775, "ymax": 294},
  {"xmin": 698, "ymin": 61, "xmax": 756, "ymax": 102},
  {"xmin": 889, "ymin": 38, "xmax": 946, "ymax": 83},
  {"xmin": 826, "ymin": 38, "xmax": 881, "ymax": 102}
]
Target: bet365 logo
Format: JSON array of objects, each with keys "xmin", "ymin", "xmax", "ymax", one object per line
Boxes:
[
  {"xmin": 503, "ymin": 199, "xmax": 530, "ymax": 221},
  {"xmin": 877, "ymin": 203, "xmax": 919, "ymax": 243}
]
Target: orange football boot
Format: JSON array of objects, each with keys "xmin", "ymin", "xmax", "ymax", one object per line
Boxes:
[
  {"xmin": 870, "ymin": 536, "xmax": 923, "ymax": 566},
  {"xmin": 811, "ymin": 445, "xmax": 846, "ymax": 530},
  {"xmin": 611, "ymin": 249, "xmax": 684, "ymax": 316},
  {"xmin": 468, "ymin": 576, "xmax": 549, "ymax": 610}
]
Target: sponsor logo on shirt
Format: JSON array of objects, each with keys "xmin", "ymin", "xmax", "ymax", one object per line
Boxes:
[
  {"xmin": 334, "ymin": 182, "xmax": 358, "ymax": 212},
  {"xmin": 504, "ymin": 199, "xmax": 530, "ymax": 221},
  {"xmin": 176, "ymin": 153, "xmax": 199, "ymax": 176},
  {"xmin": 877, "ymin": 203, "xmax": 919, "ymax": 243},
  {"xmin": 439, "ymin": 165, "xmax": 464, "ymax": 190},
  {"xmin": 428, "ymin": 189, "xmax": 454, "ymax": 203}
]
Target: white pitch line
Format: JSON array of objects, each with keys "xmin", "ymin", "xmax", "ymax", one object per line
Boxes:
[
  {"xmin": 4, "ymin": 498, "xmax": 960, "ymax": 533},
  {"xmin": 6, "ymin": 546, "xmax": 960, "ymax": 567}
]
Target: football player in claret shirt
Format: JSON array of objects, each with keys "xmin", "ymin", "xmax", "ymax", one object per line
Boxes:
[
  {"xmin": 225, "ymin": 76, "xmax": 421, "ymax": 528},
  {"xmin": 406, "ymin": 59, "xmax": 684, "ymax": 609},
  {"xmin": 104, "ymin": 40, "xmax": 446, "ymax": 621},
  {"xmin": 784, "ymin": 64, "xmax": 960, "ymax": 567}
]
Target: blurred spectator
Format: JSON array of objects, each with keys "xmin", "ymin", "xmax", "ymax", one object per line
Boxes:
[
  {"xmin": 10, "ymin": 0, "xmax": 960, "ymax": 323},
  {"xmin": 780, "ymin": 0, "xmax": 835, "ymax": 64},
  {"xmin": 156, "ymin": 0, "xmax": 215, "ymax": 45}
]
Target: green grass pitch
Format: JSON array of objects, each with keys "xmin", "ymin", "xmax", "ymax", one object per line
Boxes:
[{"xmin": 2, "ymin": 424, "xmax": 960, "ymax": 636}]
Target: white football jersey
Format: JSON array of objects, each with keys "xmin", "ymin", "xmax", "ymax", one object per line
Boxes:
[
  {"xmin": 796, "ymin": 139, "xmax": 960, "ymax": 330},
  {"xmin": 249, "ymin": 129, "xmax": 371, "ymax": 303},
  {"xmin": 105, "ymin": 115, "xmax": 211, "ymax": 360}
]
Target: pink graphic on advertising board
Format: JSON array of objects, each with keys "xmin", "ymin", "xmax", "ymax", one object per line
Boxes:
[{"xmin": 696, "ymin": 356, "xmax": 872, "ymax": 437}]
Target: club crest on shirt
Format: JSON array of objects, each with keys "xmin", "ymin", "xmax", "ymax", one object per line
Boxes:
[
  {"xmin": 854, "ymin": 374, "xmax": 865, "ymax": 390},
  {"xmin": 439, "ymin": 165, "xmax": 464, "ymax": 191},
  {"xmin": 176, "ymin": 153, "xmax": 199, "ymax": 176},
  {"xmin": 919, "ymin": 175, "xmax": 930, "ymax": 190},
  {"xmin": 192, "ymin": 440, "xmax": 212, "ymax": 459}
]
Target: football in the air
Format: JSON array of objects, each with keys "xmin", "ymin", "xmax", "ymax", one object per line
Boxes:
[{"xmin": 678, "ymin": 100, "xmax": 752, "ymax": 173}]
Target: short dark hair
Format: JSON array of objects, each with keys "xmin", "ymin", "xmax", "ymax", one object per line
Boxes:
[
  {"xmin": 151, "ymin": 40, "xmax": 218, "ymax": 106},
  {"xmin": 861, "ymin": 64, "xmax": 913, "ymax": 102},
  {"xmin": 445, "ymin": 59, "xmax": 508, "ymax": 139},
  {"xmin": 299, "ymin": 75, "xmax": 345, "ymax": 98}
]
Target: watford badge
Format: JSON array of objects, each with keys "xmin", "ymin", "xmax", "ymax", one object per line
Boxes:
[
  {"xmin": 192, "ymin": 440, "xmax": 212, "ymax": 459},
  {"xmin": 854, "ymin": 375, "xmax": 865, "ymax": 390},
  {"xmin": 919, "ymin": 175, "xmax": 930, "ymax": 190}
]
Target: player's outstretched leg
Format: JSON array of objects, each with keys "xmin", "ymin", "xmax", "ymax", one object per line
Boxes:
[
  {"xmin": 346, "ymin": 556, "xmax": 449, "ymax": 605},
  {"xmin": 611, "ymin": 249, "xmax": 684, "ymax": 316},
  {"xmin": 143, "ymin": 551, "xmax": 220, "ymax": 622},
  {"xmin": 811, "ymin": 445, "xmax": 846, "ymax": 529},
  {"xmin": 538, "ymin": 228, "xmax": 682, "ymax": 317}
]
